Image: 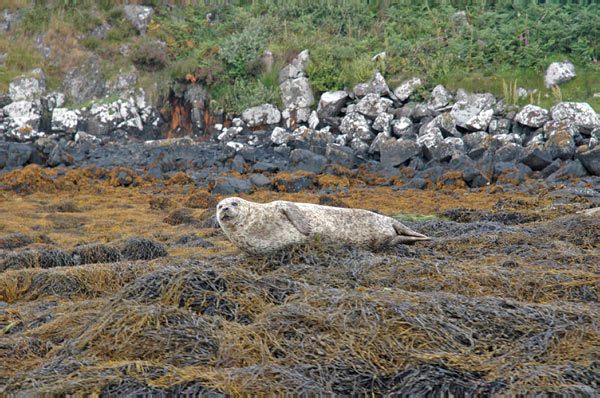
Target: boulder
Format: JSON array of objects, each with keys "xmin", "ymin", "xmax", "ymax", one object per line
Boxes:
[
  {"xmin": 353, "ymin": 72, "xmax": 391, "ymax": 98},
  {"xmin": 431, "ymin": 112, "xmax": 460, "ymax": 137},
  {"xmin": 291, "ymin": 49, "xmax": 310, "ymax": 71},
  {"xmin": 280, "ymin": 78, "xmax": 314, "ymax": 109},
  {"xmin": 289, "ymin": 148, "xmax": 327, "ymax": 173},
  {"xmin": 393, "ymin": 77, "xmax": 422, "ymax": 102},
  {"xmin": 241, "ymin": 104, "xmax": 281, "ymax": 128},
  {"xmin": 3, "ymin": 100, "xmax": 41, "ymax": 131},
  {"xmin": 326, "ymin": 143, "xmax": 356, "ymax": 168},
  {"xmin": 521, "ymin": 146, "xmax": 553, "ymax": 171},
  {"xmin": 317, "ymin": 90, "xmax": 348, "ymax": 118},
  {"xmin": 544, "ymin": 60, "xmax": 576, "ymax": 89},
  {"xmin": 544, "ymin": 131, "xmax": 575, "ymax": 160},
  {"xmin": 427, "ymin": 85, "xmax": 453, "ymax": 110},
  {"xmin": 355, "ymin": 93, "xmax": 393, "ymax": 118},
  {"xmin": 51, "ymin": 108, "xmax": 79, "ymax": 133},
  {"xmin": 211, "ymin": 176, "xmax": 252, "ymax": 195},
  {"xmin": 270, "ymin": 127, "xmax": 291, "ymax": 146},
  {"xmin": 514, "ymin": 104, "xmax": 549, "ymax": 128},
  {"xmin": 577, "ymin": 146, "xmax": 600, "ymax": 176},
  {"xmin": 372, "ymin": 112, "xmax": 393, "ymax": 135},
  {"xmin": 349, "ymin": 138, "xmax": 370, "ymax": 154},
  {"xmin": 0, "ymin": 142, "xmax": 33, "ymax": 168},
  {"xmin": 379, "ymin": 137, "xmax": 421, "ymax": 168},
  {"xmin": 123, "ymin": 5, "xmax": 154, "ymax": 35},
  {"xmin": 462, "ymin": 131, "xmax": 490, "ymax": 159},
  {"xmin": 391, "ymin": 117, "xmax": 414, "ymax": 138},
  {"xmin": 62, "ymin": 56, "xmax": 105, "ymax": 105},
  {"xmin": 184, "ymin": 84, "xmax": 208, "ymax": 135},
  {"xmin": 416, "ymin": 127, "xmax": 444, "ymax": 161},
  {"xmin": 339, "ymin": 112, "xmax": 373, "ymax": 141},
  {"xmin": 450, "ymin": 93, "xmax": 496, "ymax": 131},
  {"xmin": 8, "ymin": 69, "xmax": 46, "ymax": 102},
  {"xmin": 550, "ymin": 102, "xmax": 600, "ymax": 134}
]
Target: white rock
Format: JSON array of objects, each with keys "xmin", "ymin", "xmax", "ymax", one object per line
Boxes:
[
  {"xmin": 317, "ymin": 90, "xmax": 348, "ymax": 118},
  {"xmin": 218, "ymin": 126, "xmax": 242, "ymax": 142},
  {"xmin": 225, "ymin": 141, "xmax": 245, "ymax": 152},
  {"xmin": 270, "ymin": 127, "xmax": 291, "ymax": 145},
  {"xmin": 514, "ymin": 104, "xmax": 550, "ymax": 128},
  {"xmin": 51, "ymin": 108, "xmax": 79, "ymax": 133},
  {"xmin": 550, "ymin": 102, "xmax": 600, "ymax": 133},
  {"xmin": 428, "ymin": 85, "xmax": 453, "ymax": 110},
  {"xmin": 340, "ymin": 112, "xmax": 373, "ymax": 141},
  {"xmin": 241, "ymin": 103, "xmax": 281, "ymax": 127},
  {"xmin": 544, "ymin": 60, "xmax": 576, "ymax": 89},
  {"xmin": 8, "ymin": 69, "xmax": 46, "ymax": 102},
  {"xmin": 355, "ymin": 93, "xmax": 393, "ymax": 118},
  {"xmin": 291, "ymin": 49, "xmax": 310, "ymax": 72},
  {"xmin": 308, "ymin": 110, "xmax": 319, "ymax": 130},
  {"xmin": 393, "ymin": 77, "xmax": 422, "ymax": 102},
  {"xmin": 391, "ymin": 117, "xmax": 413, "ymax": 137},
  {"xmin": 3, "ymin": 100, "xmax": 41, "ymax": 130},
  {"xmin": 372, "ymin": 112, "xmax": 393, "ymax": 135}
]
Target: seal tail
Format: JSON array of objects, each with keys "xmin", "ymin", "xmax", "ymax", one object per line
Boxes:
[{"xmin": 391, "ymin": 221, "xmax": 431, "ymax": 244}]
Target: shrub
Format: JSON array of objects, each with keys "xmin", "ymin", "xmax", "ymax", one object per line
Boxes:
[
  {"xmin": 131, "ymin": 39, "xmax": 169, "ymax": 71},
  {"xmin": 219, "ymin": 26, "xmax": 267, "ymax": 79}
]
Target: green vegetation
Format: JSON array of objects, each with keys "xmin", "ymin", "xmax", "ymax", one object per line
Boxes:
[{"xmin": 1, "ymin": 0, "xmax": 599, "ymax": 112}]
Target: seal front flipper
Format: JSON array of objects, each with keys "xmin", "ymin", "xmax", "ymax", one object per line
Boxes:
[
  {"xmin": 281, "ymin": 205, "xmax": 311, "ymax": 236},
  {"xmin": 390, "ymin": 220, "xmax": 431, "ymax": 244}
]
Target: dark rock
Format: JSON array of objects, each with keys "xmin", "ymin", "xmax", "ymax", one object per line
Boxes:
[
  {"xmin": 325, "ymin": 144, "xmax": 356, "ymax": 168},
  {"xmin": 289, "ymin": 149, "xmax": 327, "ymax": 173},
  {"xmin": 379, "ymin": 138, "xmax": 420, "ymax": 168},
  {"xmin": 540, "ymin": 159, "xmax": 562, "ymax": 178},
  {"xmin": 521, "ymin": 147, "xmax": 553, "ymax": 171},
  {"xmin": 494, "ymin": 161, "xmax": 532, "ymax": 184},
  {"xmin": 1, "ymin": 143, "xmax": 33, "ymax": 168},
  {"xmin": 272, "ymin": 172, "xmax": 315, "ymax": 192},
  {"xmin": 462, "ymin": 132, "xmax": 489, "ymax": 160},
  {"xmin": 547, "ymin": 159, "xmax": 588, "ymax": 181},
  {"xmin": 47, "ymin": 145, "xmax": 74, "ymax": 167},
  {"xmin": 252, "ymin": 161, "xmax": 284, "ymax": 173},
  {"xmin": 463, "ymin": 166, "xmax": 489, "ymax": 188},
  {"xmin": 406, "ymin": 177, "xmax": 427, "ymax": 189},
  {"xmin": 249, "ymin": 173, "xmax": 271, "ymax": 187},
  {"xmin": 545, "ymin": 131, "xmax": 575, "ymax": 160},
  {"xmin": 576, "ymin": 146, "xmax": 600, "ymax": 176},
  {"xmin": 211, "ymin": 177, "xmax": 252, "ymax": 195},
  {"xmin": 231, "ymin": 154, "xmax": 245, "ymax": 174}
]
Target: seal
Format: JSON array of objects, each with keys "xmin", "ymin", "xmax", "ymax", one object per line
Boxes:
[{"xmin": 216, "ymin": 197, "xmax": 430, "ymax": 254}]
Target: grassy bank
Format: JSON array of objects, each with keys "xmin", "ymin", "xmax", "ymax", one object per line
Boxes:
[{"xmin": 1, "ymin": 0, "xmax": 599, "ymax": 112}]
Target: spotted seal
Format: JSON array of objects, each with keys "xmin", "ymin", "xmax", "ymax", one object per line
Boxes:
[{"xmin": 216, "ymin": 197, "xmax": 430, "ymax": 254}]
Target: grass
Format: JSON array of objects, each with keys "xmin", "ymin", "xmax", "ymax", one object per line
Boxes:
[{"xmin": 1, "ymin": 1, "xmax": 600, "ymax": 112}]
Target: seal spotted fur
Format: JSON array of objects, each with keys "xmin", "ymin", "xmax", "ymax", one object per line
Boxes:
[{"xmin": 216, "ymin": 197, "xmax": 430, "ymax": 254}]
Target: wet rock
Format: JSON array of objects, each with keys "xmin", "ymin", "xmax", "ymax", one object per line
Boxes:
[
  {"xmin": 241, "ymin": 104, "xmax": 281, "ymax": 128},
  {"xmin": 51, "ymin": 108, "xmax": 79, "ymax": 133},
  {"xmin": 577, "ymin": 146, "xmax": 600, "ymax": 176},
  {"xmin": 249, "ymin": 173, "xmax": 271, "ymax": 187},
  {"xmin": 547, "ymin": 159, "xmax": 588, "ymax": 181},
  {"xmin": 317, "ymin": 90, "xmax": 348, "ymax": 118},
  {"xmin": 462, "ymin": 131, "xmax": 490, "ymax": 159},
  {"xmin": 326, "ymin": 143, "xmax": 356, "ymax": 168},
  {"xmin": 544, "ymin": 131, "xmax": 575, "ymax": 160},
  {"xmin": 8, "ymin": 69, "xmax": 46, "ymax": 102},
  {"xmin": 379, "ymin": 138, "xmax": 420, "ymax": 168},
  {"xmin": 272, "ymin": 171, "xmax": 314, "ymax": 192},
  {"xmin": 393, "ymin": 77, "xmax": 422, "ymax": 102},
  {"xmin": 427, "ymin": 85, "xmax": 452, "ymax": 111},
  {"xmin": 289, "ymin": 149, "xmax": 327, "ymax": 173},
  {"xmin": 353, "ymin": 72, "xmax": 391, "ymax": 98},
  {"xmin": 521, "ymin": 146, "xmax": 553, "ymax": 171},
  {"xmin": 123, "ymin": 5, "xmax": 154, "ymax": 35},
  {"xmin": 355, "ymin": 94, "xmax": 393, "ymax": 119},
  {"xmin": 0, "ymin": 142, "xmax": 33, "ymax": 168},
  {"xmin": 339, "ymin": 112, "xmax": 373, "ymax": 141},
  {"xmin": 514, "ymin": 105, "xmax": 549, "ymax": 128},
  {"xmin": 62, "ymin": 56, "xmax": 105, "ymax": 105},
  {"xmin": 550, "ymin": 102, "xmax": 600, "ymax": 133},
  {"xmin": 544, "ymin": 60, "xmax": 576, "ymax": 89},
  {"xmin": 211, "ymin": 177, "xmax": 252, "ymax": 195}
]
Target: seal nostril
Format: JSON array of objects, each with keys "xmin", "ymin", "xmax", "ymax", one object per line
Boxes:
[{"xmin": 223, "ymin": 207, "xmax": 229, "ymax": 212}]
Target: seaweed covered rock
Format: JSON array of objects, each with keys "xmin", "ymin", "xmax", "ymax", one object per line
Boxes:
[{"xmin": 120, "ymin": 238, "xmax": 167, "ymax": 261}]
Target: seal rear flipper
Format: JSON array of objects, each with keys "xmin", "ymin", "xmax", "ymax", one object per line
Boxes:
[
  {"xmin": 392, "ymin": 220, "xmax": 430, "ymax": 242},
  {"xmin": 281, "ymin": 205, "xmax": 311, "ymax": 236}
]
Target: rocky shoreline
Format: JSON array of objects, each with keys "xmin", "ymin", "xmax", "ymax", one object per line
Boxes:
[{"xmin": 2, "ymin": 51, "xmax": 600, "ymax": 195}]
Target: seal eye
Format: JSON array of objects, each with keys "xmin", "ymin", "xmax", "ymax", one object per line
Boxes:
[{"xmin": 232, "ymin": 202, "xmax": 238, "ymax": 207}]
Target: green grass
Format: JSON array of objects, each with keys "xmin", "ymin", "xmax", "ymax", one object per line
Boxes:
[{"xmin": 2, "ymin": 1, "xmax": 600, "ymax": 113}]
